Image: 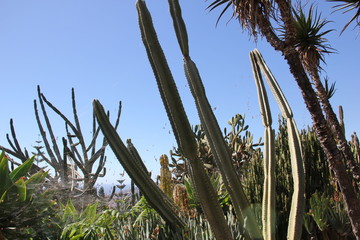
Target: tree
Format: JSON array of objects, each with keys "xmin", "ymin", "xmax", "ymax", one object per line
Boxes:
[{"xmin": 207, "ymin": 0, "xmax": 360, "ymax": 238}]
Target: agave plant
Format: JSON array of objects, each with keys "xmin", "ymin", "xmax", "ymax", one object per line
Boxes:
[
  {"xmin": 60, "ymin": 200, "xmax": 116, "ymax": 240},
  {"xmin": 0, "ymin": 153, "xmax": 60, "ymax": 239},
  {"xmin": 0, "ymin": 152, "xmax": 48, "ymax": 203}
]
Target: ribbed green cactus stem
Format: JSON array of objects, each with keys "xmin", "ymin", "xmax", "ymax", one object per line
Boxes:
[
  {"xmin": 136, "ymin": 1, "xmax": 233, "ymax": 239},
  {"xmin": 127, "ymin": 139, "xmax": 149, "ymax": 176},
  {"xmin": 168, "ymin": 0, "xmax": 262, "ymax": 238},
  {"xmin": 251, "ymin": 51, "xmax": 276, "ymax": 239},
  {"xmin": 160, "ymin": 154, "xmax": 173, "ymax": 198},
  {"xmin": 93, "ymin": 100, "xmax": 184, "ymax": 229},
  {"xmin": 250, "ymin": 49, "xmax": 306, "ymax": 240},
  {"xmin": 184, "ymin": 58, "xmax": 262, "ymax": 237}
]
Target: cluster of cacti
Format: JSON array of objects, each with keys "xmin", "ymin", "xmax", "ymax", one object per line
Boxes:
[
  {"xmin": 1, "ymin": 0, "xmax": 359, "ymax": 239},
  {"xmin": 91, "ymin": 0, "xmax": 359, "ymax": 239}
]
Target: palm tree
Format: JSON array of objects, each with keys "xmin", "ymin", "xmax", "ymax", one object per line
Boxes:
[{"xmin": 207, "ymin": 0, "xmax": 360, "ymax": 238}]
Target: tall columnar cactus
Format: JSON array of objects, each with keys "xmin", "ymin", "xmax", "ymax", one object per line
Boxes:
[
  {"xmin": 136, "ymin": 0, "xmax": 233, "ymax": 239},
  {"xmin": 93, "ymin": 101, "xmax": 185, "ymax": 230},
  {"xmin": 250, "ymin": 49, "xmax": 306, "ymax": 240},
  {"xmin": 159, "ymin": 154, "xmax": 173, "ymax": 198},
  {"xmin": 168, "ymin": 0, "xmax": 262, "ymax": 238},
  {"xmin": 251, "ymin": 50, "xmax": 276, "ymax": 239}
]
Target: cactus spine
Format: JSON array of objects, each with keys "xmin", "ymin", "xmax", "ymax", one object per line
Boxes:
[{"xmin": 250, "ymin": 49, "xmax": 306, "ymax": 240}]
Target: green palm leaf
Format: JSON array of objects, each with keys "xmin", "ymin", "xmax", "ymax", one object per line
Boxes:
[{"xmin": 291, "ymin": 5, "xmax": 335, "ymax": 70}]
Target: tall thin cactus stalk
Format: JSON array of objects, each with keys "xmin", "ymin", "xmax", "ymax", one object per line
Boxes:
[
  {"xmin": 136, "ymin": 0, "xmax": 233, "ymax": 238},
  {"xmin": 169, "ymin": 0, "xmax": 262, "ymax": 238},
  {"xmin": 250, "ymin": 49, "xmax": 306, "ymax": 240},
  {"xmin": 251, "ymin": 49, "xmax": 276, "ymax": 239},
  {"xmin": 93, "ymin": 100, "xmax": 185, "ymax": 230}
]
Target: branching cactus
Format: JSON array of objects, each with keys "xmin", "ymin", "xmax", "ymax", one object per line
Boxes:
[
  {"xmin": 33, "ymin": 86, "xmax": 120, "ymax": 193},
  {"xmin": 250, "ymin": 49, "xmax": 306, "ymax": 240}
]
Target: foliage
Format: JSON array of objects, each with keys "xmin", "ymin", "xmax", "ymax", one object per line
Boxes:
[
  {"xmin": 291, "ymin": 5, "xmax": 334, "ymax": 71},
  {"xmin": 59, "ymin": 200, "xmax": 116, "ymax": 240},
  {"xmin": 0, "ymin": 153, "xmax": 61, "ymax": 239},
  {"xmin": 328, "ymin": 0, "xmax": 360, "ymax": 33},
  {"xmin": 1, "ymin": 0, "xmax": 358, "ymax": 239},
  {"xmin": 206, "ymin": 0, "xmax": 360, "ymax": 236}
]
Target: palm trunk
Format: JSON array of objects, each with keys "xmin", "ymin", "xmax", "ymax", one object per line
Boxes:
[
  {"xmin": 252, "ymin": 3, "xmax": 360, "ymax": 236},
  {"xmin": 308, "ymin": 68, "xmax": 360, "ymax": 182},
  {"xmin": 282, "ymin": 47, "xmax": 360, "ymax": 239}
]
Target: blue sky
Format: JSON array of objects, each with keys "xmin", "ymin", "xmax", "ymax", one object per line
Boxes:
[{"xmin": 0, "ymin": 0, "xmax": 359, "ymax": 186}]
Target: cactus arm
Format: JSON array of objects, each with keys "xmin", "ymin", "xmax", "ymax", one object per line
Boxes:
[
  {"xmin": 251, "ymin": 49, "xmax": 306, "ymax": 240},
  {"xmin": 250, "ymin": 51, "xmax": 276, "ymax": 239},
  {"xmin": 93, "ymin": 100, "xmax": 184, "ymax": 229},
  {"xmin": 126, "ymin": 139, "xmax": 149, "ymax": 176},
  {"xmin": 168, "ymin": 0, "xmax": 189, "ymax": 57},
  {"xmin": 136, "ymin": 0, "xmax": 193, "ymax": 155},
  {"xmin": 136, "ymin": 1, "xmax": 233, "ymax": 239},
  {"xmin": 168, "ymin": 0, "xmax": 263, "ymax": 238}
]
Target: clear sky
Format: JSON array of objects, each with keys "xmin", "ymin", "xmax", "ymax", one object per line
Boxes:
[{"xmin": 0, "ymin": 0, "xmax": 359, "ymax": 186}]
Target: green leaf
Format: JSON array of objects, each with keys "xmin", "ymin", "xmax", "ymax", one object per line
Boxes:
[
  {"xmin": 9, "ymin": 156, "xmax": 35, "ymax": 182},
  {"xmin": 25, "ymin": 170, "xmax": 48, "ymax": 185},
  {"xmin": 80, "ymin": 202, "xmax": 98, "ymax": 222},
  {"xmin": 14, "ymin": 177, "xmax": 27, "ymax": 202},
  {"xmin": 0, "ymin": 153, "xmax": 13, "ymax": 194},
  {"xmin": 62, "ymin": 200, "xmax": 79, "ymax": 222}
]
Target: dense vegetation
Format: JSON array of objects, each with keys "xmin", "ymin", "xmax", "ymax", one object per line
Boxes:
[
  {"xmin": 1, "ymin": 115, "xmax": 359, "ymax": 239},
  {"xmin": 1, "ymin": 0, "xmax": 359, "ymax": 239}
]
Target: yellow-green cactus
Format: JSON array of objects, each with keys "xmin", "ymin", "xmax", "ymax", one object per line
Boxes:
[{"xmin": 160, "ymin": 154, "xmax": 173, "ymax": 198}]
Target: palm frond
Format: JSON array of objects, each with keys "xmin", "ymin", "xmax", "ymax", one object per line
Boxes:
[
  {"xmin": 324, "ymin": 77, "xmax": 337, "ymax": 100},
  {"xmin": 206, "ymin": 0, "xmax": 234, "ymax": 26},
  {"xmin": 328, "ymin": 0, "xmax": 360, "ymax": 33},
  {"xmin": 292, "ymin": 5, "xmax": 335, "ymax": 70},
  {"xmin": 207, "ymin": 0, "xmax": 273, "ymax": 38}
]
